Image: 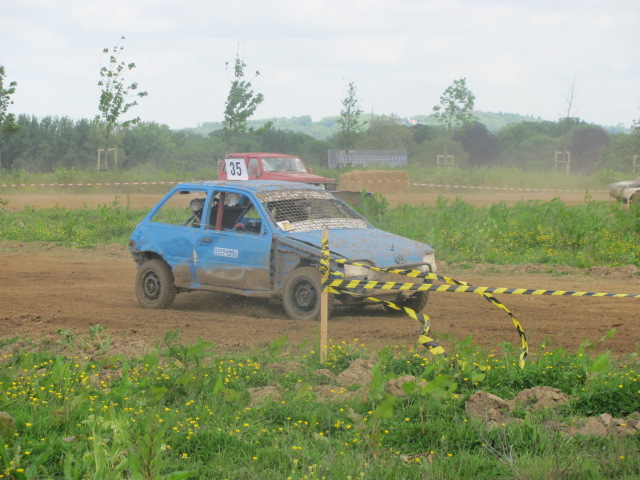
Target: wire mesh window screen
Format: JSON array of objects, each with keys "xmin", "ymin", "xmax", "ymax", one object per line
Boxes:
[{"xmin": 257, "ymin": 189, "xmax": 368, "ymax": 232}]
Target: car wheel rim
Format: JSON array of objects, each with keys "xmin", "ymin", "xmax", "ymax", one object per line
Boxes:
[
  {"xmin": 143, "ymin": 271, "xmax": 161, "ymax": 300},
  {"xmin": 293, "ymin": 280, "xmax": 317, "ymax": 313}
]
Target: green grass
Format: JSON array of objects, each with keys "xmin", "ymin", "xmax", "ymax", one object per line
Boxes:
[
  {"xmin": 0, "ymin": 331, "xmax": 638, "ymax": 479},
  {"xmin": 357, "ymin": 194, "xmax": 640, "ymax": 268},
  {"xmin": 405, "ymin": 164, "xmax": 617, "ymax": 190},
  {"xmin": 0, "ymin": 197, "xmax": 146, "ymax": 247},
  {"xmin": 2, "ymin": 191, "xmax": 640, "ymax": 267}
]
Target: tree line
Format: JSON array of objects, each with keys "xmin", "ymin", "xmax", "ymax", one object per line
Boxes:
[
  {"xmin": 1, "ymin": 112, "xmax": 638, "ymax": 175},
  {"xmin": 1, "ymin": 39, "xmax": 639, "ymax": 176}
]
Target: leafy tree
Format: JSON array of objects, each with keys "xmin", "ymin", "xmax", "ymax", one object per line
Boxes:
[
  {"xmin": 411, "ymin": 123, "xmax": 439, "ymax": 145},
  {"xmin": 337, "ymin": 81, "xmax": 365, "ymax": 151},
  {"xmin": 222, "ymin": 53, "xmax": 264, "ymax": 150},
  {"xmin": 633, "ymin": 114, "xmax": 640, "ymax": 156},
  {"xmin": 454, "ymin": 122, "xmax": 498, "ymax": 166},
  {"xmin": 0, "ymin": 66, "xmax": 17, "ymax": 132},
  {"xmin": 568, "ymin": 126, "xmax": 609, "ymax": 174},
  {"xmin": 432, "ymin": 77, "xmax": 477, "ymax": 131},
  {"xmin": 413, "ymin": 136, "xmax": 468, "ymax": 166},
  {"xmin": 598, "ymin": 131, "xmax": 638, "ymax": 173},
  {"xmin": 120, "ymin": 122, "xmax": 176, "ymax": 169},
  {"xmin": 96, "ymin": 36, "xmax": 147, "ymax": 168},
  {"xmin": 0, "ymin": 65, "xmax": 18, "ymax": 168},
  {"xmin": 495, "ymin": 122, "xmax": 560, "ymax": 170},
  {"xmin": 357, "ymin": 115, "xmax": 414, "ymax": 151}
]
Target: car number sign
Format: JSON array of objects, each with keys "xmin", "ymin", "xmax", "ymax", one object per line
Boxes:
[{"xmin": 225, "ymin": 158, "xmax": 248, "ymax": 180}]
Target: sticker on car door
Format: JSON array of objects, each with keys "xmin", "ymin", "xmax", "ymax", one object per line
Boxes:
[{"xmin": 214, "ymin": 247, "xmax": 239, "ymax": 258}]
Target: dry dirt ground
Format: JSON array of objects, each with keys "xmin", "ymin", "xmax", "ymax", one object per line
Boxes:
[{"xmin": 1, "ymin": 190, "xmax": 638, "ymax": 358}]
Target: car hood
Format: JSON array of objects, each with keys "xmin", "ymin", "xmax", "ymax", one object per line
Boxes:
[
  {"xmin": 262, "ymin": 172, "xmax": 334, "ymax": 183},
  {"xmin": 610, "ymin": 180, "xmax": 640, "ymax": 189},
  {"xmin": 284, "ymin": 228, "xmax": 434, "ymax": 267}
]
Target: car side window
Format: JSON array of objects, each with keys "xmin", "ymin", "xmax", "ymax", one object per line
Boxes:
[
  {"xmin": 207, "ymin": 192, "xmax": 263, "ymax": 234},
  {"xmin": 150, "ymin": 190, "xmax": 208, "ymax": 227}
]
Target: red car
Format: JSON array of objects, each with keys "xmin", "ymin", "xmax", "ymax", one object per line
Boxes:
[{"xmin": 219, "ymin": 153, "xmax": 338, "ymax": 191}]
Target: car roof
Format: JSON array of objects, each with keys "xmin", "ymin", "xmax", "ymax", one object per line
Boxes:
[{"xmin": 176, "ymin": 180, "xmax": 324, "ymax": 194}]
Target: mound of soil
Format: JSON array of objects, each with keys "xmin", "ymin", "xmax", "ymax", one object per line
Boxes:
[{"xmin": 338, "ymin": 170, "xmax": 411, "ymax": 194}]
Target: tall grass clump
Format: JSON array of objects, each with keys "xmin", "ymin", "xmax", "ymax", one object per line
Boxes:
[
  {"xmin": 0, "ymin": 198, "xmax": 147, "ymax": 247},
  {"xmin": 358, "ymin": 193, "xmax": 640, "ymax": 268},
  {"xmin": 0, "ymin": 331, "xmax": 638, "ymax": 479},
  {"xmin": 405, "ymin": 165, "xmax": 613, "ymax": 191}
]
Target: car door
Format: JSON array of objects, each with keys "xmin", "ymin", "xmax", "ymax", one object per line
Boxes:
[
  {"xmin": 193, "ymin": 189, "xmax": 272, "ymax": 291},
  {"xmin": 143, "ymin": 187, "xmax": 210, "ymax": 287}
]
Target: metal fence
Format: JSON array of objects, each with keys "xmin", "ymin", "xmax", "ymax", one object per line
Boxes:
[{"xmin": 328, "ymin": 150, "xmax": 407, "ymax": 169}]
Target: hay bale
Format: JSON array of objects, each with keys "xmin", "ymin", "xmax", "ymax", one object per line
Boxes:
[{"xmin": 338, "ymin": 170, "xmax": 410, "ymax": 194}]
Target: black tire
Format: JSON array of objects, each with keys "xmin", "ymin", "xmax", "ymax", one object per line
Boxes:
[
  {"xmin": 282, "ymin": 267, "xmax": 332, "ymax": 321},
  {"xmin": 384, "ymin": 292, "xmax": 429, "ymax": 313},
  {"xmin": 403, "ymin": 292, "xmax": 429, "ymax": 312},
  {"xmin": 135, "ymin": 259, "xmax": 176, "ymax": 309}
]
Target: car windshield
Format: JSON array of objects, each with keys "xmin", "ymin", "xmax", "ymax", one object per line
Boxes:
[
  {"xmin": 257, "ymin": 189, "xmax": 368, "ymax": 232},
  {"xmin": 261, "ymin": 156, "xmax": 307, "ymax": 173}
]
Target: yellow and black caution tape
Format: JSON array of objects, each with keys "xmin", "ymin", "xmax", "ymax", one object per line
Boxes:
[
  {"xmin": 319, "ymin": 236, "xmax": 330, "ymax": 280},
  {"xmin": 333, "ymin": 259, "xmax": 640, "ymax": 298},
  {"xmin": 325, "ymin": 285, "xmax": 446, "ymax": 357},
  {"xmin": 327, "ymin": 269, "xmax": 528, "ymax": 367},
  {"xmin": 319, "ymin": 248, "xmax": 640, "ymax": 369},
  {"xmin": 318, "ymin": 243, "xmax": 444, "ymax": 357},
  {"xmin": 326, "ymin": 279, "xmax": 640, "ymax": 298}
]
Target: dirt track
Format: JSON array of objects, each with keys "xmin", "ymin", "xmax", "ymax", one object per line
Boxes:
[{"xmin": 1, "ymin": 189, "xmax": 638, "ymax": 357}]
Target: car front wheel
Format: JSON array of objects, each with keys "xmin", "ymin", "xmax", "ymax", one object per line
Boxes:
[
  {"xmin": 135, "ymin": 259, "xmax": 176, "ymax": 309},
  {"xmin": 282, "ymin": 267, "xmax": 332, "ymax": 321},
  {"xmin": 384, "ymin": 292, "xmax": 429, "ymax": 314}
]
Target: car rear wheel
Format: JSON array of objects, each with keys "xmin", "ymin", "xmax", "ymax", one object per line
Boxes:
[
  {"xmin": 282, "ymin": 267, "xmax": 332, "ymax": 321},
  {"xmin": 135, "ymin": 259, "xmax": 176, "ymax": 309}
]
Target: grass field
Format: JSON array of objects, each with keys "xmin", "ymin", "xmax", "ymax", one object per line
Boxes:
[
  {"xmin": 2, "ymin": 190, "xmax": 639, "ymax": 268},
  {"xmin": 1, "ymin": 330, "xmax": 639, "ymax": 479},
  {"xmin": 1, "ymin": 167, "xmax": 639, "ymax": 479}
]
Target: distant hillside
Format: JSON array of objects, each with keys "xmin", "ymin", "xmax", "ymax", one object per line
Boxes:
[
  {"xmin": 186, "ymin": 115, "xmax": 339, "ymax": 140},
  {"xmin": 184, "ymin": 111, "xmax": 550, "ymax": 139},
  {"xmin": 412, "ymin": 111, "xmax": 547, "ymax": 132}
]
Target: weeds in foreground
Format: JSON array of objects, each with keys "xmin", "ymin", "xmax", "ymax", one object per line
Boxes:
[{"xmin": 0, "ymin": 329, "xmax": 638, "ymax": 479}]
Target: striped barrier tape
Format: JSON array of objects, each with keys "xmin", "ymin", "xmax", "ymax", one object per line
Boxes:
[
  {"xmin": 325, "ymin": 279, "xmax": 640, "ymax": 298},
  {"xmin": 329, "ymin": 259, "xmax": 529, "ymax": 367},
  {"xmin": 322, "ymin": 257, "xmax": 640, "ymax": 368},
  {"xmin": 410, "ymin": 183, "xmax": 607, "ymax": 193},
  {"xmin": 1, "ymin": 180, "xmax": 608, "ymax": 195},
  {"xmin": 332, "ymin": 259, "xmax": 640, "ymax": 298},
  {"xmin": 326, "ymin": 286, "xmax": 444, "ymax": 355},
  {"xmin": 326, "ymin": 285, "xmax": 446, "ymax": 357},
  {"xmin": 320, "ymin": 238, "xmax": 445, "ymax": 356},
  {"xmin": 319, "ymin": 243, "xmax": 445, "ymax": 358}
]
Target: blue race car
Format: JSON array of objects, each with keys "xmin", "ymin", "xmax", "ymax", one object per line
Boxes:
[{"xmin": 129, "ymin": 180, "xmax": 436, "ymax": 320}]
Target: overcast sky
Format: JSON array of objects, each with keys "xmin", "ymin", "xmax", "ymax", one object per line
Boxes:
[{"xmin": 1, "ymin": 0, "xmax": 638, "ymax": 130}]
